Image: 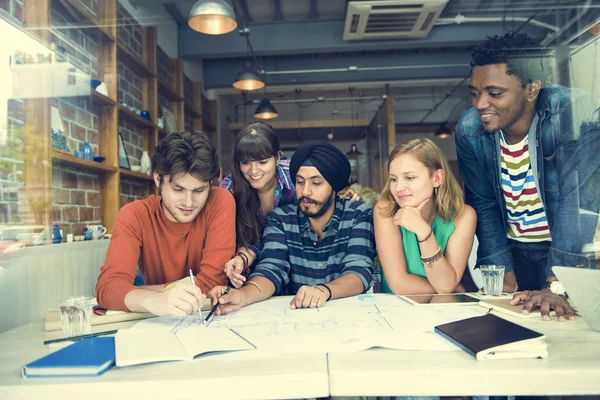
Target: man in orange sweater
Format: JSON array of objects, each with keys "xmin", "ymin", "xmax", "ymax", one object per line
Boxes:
[{"xmin": 95, "ymin": 131, "xmax": 235, "ymax": 316}]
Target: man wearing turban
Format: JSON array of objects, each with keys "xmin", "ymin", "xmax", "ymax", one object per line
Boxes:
[{"xmin": 208, "ymin": 142, "xmax": 375, "ymax": 313}]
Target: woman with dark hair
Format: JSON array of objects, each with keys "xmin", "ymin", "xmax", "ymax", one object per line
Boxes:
[
  {"xmin": 220, "ymin": 121, "xmax": 295, "ymax": 288},
  {"xmin": 220, "ymin": 121, "xmax": 359, "ymax": 288}
]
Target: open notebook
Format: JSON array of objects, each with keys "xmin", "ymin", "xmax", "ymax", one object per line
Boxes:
[
  {"xmin": 115, "ymin": 327, "xmax": 255, "ymax": 367},
  {"xmin": 434, "ymin": 313, "xmax": 547, "ymax": 360}
]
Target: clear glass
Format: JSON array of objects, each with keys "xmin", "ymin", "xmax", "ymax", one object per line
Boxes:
[
  {"xmin": 480, "ymin": 265, "xmax": 505, "ymax": 296},
  {"xmin": 59, "ymin": 296, "xmax": 93, "ymax": 337}
]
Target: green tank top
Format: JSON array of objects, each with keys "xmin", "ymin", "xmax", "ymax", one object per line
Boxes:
[{"xmin": 381, "ymin": 216, "xmax": 455, "ymax": 294}]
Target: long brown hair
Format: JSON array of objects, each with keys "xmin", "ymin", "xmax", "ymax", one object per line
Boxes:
[
  {"xmin": 379, "ymin": 139, "xmax": 464, "ymax": 221},
  {"xmin": 231, "ymin": 121, "xmax": 280, "ymax": 249}
]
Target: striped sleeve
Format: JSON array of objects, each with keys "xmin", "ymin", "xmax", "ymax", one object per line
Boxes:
[
  {"xmin": 249, "ymin": 212, "xmax": 291, "ymax": 294},
  {"xmin": 339, "ymin": 205, "xmax": 376, "ymax": 290}
]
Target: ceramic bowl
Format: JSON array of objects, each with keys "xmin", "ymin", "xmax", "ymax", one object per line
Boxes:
[
  {"xmin": 74, "ymin": 235, "xmax": 85, "ymax": 242},
  {"xmin": 131, "ymin": 165, "xmax": 142, "ymax": 172},
  {"xmin": 93, "ymin": 156, "xmax": 106, "ymax": 163}
]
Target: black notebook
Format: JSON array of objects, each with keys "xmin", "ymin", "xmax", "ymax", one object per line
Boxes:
[{"xmin": 434, "ymin": 313, "xmax": 547, "ymax": 360}]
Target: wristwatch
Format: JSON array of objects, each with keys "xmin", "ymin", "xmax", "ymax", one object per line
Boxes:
[{"xmin": 543, "ymin": 280, "xmax": 568, "ymax": 298}]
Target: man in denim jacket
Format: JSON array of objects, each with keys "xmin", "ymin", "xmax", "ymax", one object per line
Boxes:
[{"xmin": 456, "ymin": 33, "xmax": 599, "ymax": 320}]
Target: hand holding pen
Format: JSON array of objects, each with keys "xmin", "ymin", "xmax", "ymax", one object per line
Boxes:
[
  {"xmin": 189, "ymin": 269, "xmax": 204, "ymax": 323},
  {"xmin": 206, "ymin": 285, "xmax": 244, "ymax": 318},
  {"xmin": 147, "ymin": 273, "xmax": 205, "ymax": 317}
]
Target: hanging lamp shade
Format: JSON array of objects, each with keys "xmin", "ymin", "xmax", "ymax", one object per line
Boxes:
[
  {"xmin": 233, "ymin": 62, "xmax": 265, "ymax": 91},
  {"xmin": 434, "ymin": 123, "xmax": 452, "ymax": 139},
  {"xmin": 188, "ymin": 0, "xmax": 237, "ymax": 35},
  {"xmin": 254, "ymin": 98, "xmax": 278, "ymax": 119}
]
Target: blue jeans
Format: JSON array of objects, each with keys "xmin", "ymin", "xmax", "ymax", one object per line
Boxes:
[{"xmin": 510, "ymin": 240, "xmax": 550, "ymax": 291}]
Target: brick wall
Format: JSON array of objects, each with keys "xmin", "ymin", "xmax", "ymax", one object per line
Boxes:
[
  {"xmin": 52, "ymin": 165, "xmax": 101, "ymax": 236},
  {"xmin": 51, "ymin": 2, "xmax": 100, "ymax": 77},
  {"xmin": 157, "ymin": 46, "xmax": 173, "ymax": 85},
  {"xmin": 120, "ymin": 178, "xmax": 148, "ymax": 207},
  {"xmin": 117, "ymin": 1, "xmax": 142, "ymax": 58},
  {"xmin": 0, "ymin": 0, "xmax": 24, "ymax": 24},
  {"xmin": 118, "ymin": 63, "xmax": 143, "ymax": 109},
  {"xmin": 116, "ymin": 2, "xmax": 146, "ymax": 205}
]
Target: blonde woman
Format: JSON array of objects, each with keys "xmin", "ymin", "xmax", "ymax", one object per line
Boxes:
[{"xmin": 374, "ymin": 139, "xmax": 476, "ymax": 294}]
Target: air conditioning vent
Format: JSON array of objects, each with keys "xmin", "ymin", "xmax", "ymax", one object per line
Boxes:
[{"xmin": 343, "ymin": 0, "xmax": 449, "ymax": 41}]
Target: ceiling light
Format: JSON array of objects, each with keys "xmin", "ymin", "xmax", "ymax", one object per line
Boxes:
[
  {"xmin": 233, "ymin": 62, "xmax": 265, "ymax": 91},
  {"xmin": 254, "ymin": 98, "xmax": 278, "ymax": 119},
  {"xmin": 188, "ymin": 0, "xmax": 238, "ymax": 35},
  {"xmin": 435, "ymin": 124, "xmax": 452, "ymax": 139}
]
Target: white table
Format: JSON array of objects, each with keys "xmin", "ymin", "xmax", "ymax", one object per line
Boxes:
[
  {"xmin": 328, "ymin": 313, "xmax": 600, "ymax": 397},
  {"xmin": 0, "ymin": 321, "xmax": 329, "ymax": 400},
  {"xmin": 1, "ymin": 297, "xmax": 600, "ymax": 399}
]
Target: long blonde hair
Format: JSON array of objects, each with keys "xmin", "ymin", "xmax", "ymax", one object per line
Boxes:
[{"xmin": 379, "ymin": 139, "xmax": 464, "ymax": 221}]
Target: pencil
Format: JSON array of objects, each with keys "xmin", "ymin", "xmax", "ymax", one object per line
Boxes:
[
  {"xmin": 205, "ymin": 286, "xmax": 230, "ymax": 322},
  {"xmin": 189, "ymin": 269, "xmax": 203, "ymax": 324},
  {"xmin": 43, "ymin": 329, "xmax": 118, "ymax": 345}
]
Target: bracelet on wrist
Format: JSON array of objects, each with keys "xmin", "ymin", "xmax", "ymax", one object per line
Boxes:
[
  {"xmin": 317, "ymin": 283, "xmax": 332, "ymax": 301},
  {"xmin": 235, "ymin": 252, "xmax": 250, "ymax": 275},
  {"xmin": 246, "ymin": 280, "xmax": 262, "ymax": 301},
  {"xmin": 418, "ymin": 228, "xmax": 433, "ymax": 243},
  {"xmin": 420, "ymin": 247, "xmax": 443, "ymax": 268}
]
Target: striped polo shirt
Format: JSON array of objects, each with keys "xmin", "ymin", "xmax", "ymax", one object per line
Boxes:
[
  {"xmin": 500, "ymin": 132, "xmax": 551, "ymax": 242},
  {"xmin": 249, "ymin": 198, "xmax": 375, "ymax": 295}
]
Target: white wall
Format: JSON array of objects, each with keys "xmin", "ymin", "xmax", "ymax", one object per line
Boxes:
[
  {"xmin": 0, "ymin": 240, "xmax": 110, "ymax": 333},
  {"xmin": 570, "ymin": 37, "xmax": 600, "ymax": 99}
]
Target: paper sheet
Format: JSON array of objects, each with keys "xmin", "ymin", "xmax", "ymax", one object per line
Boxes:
[{"xmin": 128, "ymin": 294, "xmax": 485, "ymax": 355}]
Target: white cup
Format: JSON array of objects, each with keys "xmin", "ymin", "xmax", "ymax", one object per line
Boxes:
[
  {"xmin": 66, "ymin": 233, "xmax": 73, "ymax": 243},
  {"xmin": 86, "ymin": 225, "xmax": 107, "ymax": 240}
]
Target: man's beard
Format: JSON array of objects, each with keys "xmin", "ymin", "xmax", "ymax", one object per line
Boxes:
[{"xmin": 298, "ymin": 190, "xmax": 335, "ymax": 218}]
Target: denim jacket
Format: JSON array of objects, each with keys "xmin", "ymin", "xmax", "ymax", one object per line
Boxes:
[{"xmin": 456, "ymin": 84, "xmax": 600, "ymax": 276}]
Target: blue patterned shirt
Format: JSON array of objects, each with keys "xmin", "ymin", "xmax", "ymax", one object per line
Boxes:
[
  {"xmin": 249, "ymin": 198, "xmax": 376, "ymax": 295},
  {"xmin": 220, "ymin": 159, "xmax": 296, "ymax": 256}
]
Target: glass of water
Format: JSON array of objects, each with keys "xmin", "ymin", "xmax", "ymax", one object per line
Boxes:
[
  {"xmin": 59, "ymin": 296, "xmax": 94, "ymax": 337},
  {"xmin": 480, "ymin": 265, "xmax": 505, "ymax": 296}
]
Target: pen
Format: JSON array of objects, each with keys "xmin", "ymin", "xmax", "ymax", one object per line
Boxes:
[
  {"xmin": 204, "ymin": 286, "xmax": 230, "ymax": 322},
  {"xmin": 189, "ymin": 269, "xmax": 204, "ymax": 324},
  {"xmin": 43, "ymin": 329, "xmax": 118, "ymax": 345}
]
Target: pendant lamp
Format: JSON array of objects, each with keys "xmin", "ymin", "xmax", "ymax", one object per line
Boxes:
[
  {"xmin": 254, "ymin": 98, "xmax": 278, "ymax": 119},
  {"xmin": 188, "ymin": 0, "xmax": 237, "ymax": 35}
]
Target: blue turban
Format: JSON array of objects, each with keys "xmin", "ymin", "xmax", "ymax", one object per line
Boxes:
[{"xmin": 290, "ymin": 141, "xmax": 351, "ymax": 192}]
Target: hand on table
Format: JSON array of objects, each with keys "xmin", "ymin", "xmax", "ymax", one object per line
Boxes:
[
  {"xmin": 510, "ymin": 289, "xmax": 575, "ymax": 321},
  {"xmin": 224, "ymin": 256, "xmax": 246, "ymax": 288},
  {"xmin": 290, "ymin": 285, "xmax": 327, "ymax": 309},
  {"xmin": 207, "ymin": 286, "xmax": 244, "ymax": 316}
]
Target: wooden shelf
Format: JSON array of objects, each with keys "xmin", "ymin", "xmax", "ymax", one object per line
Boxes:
[
  {"xmin": 117, "ymin": 42, "xmax": 156, "ymax": 78},
  {"xmin": 158, "ymin": 79, "xmax": 183, "ymax": 102},
  {"xmin": 118, "ymin": 105, "xmax": 157, "ymax": 129},
  {"xmin": 90, "ymin": 90, "xmax": 116, "ymax": 107},
  {"xmin": 60, "ymin": 0, "xmax": 115, "ymax": 42},
  {"xmin": 52, "ymin": 149, "xmax": 117, "ymax": 172},
  {"xmin": 120, "ymin": 168, "xmax": 154, "ymax": 181},
  {"xmin": 185, "ymin": 103, "xmax": 202, "ymax": 118}
]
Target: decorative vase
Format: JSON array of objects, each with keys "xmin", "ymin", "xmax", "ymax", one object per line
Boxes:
[
  {"xmin": 80, "ymin": 141, "xmax": 94, "ymax": 161},
  {"xmin": 140, "ymin": 151, "xmax": 151, "ymax": 175}
]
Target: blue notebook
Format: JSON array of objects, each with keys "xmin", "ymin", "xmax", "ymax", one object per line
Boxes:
[{"xmin": 22, "ymin": 337, "xmax": 115, "ymax": 378}]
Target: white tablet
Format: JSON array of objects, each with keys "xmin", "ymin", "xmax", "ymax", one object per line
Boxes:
[{"xmin": 399, "ymin": 293, "xmax": 480, "ymax": 306}]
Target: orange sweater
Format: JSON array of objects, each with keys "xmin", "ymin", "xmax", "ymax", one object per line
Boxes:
[{"xmin": 95, "ymin": 188, "xmax": 235, "ymax": 311}]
